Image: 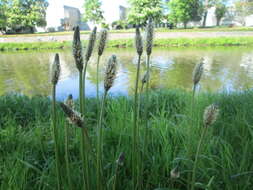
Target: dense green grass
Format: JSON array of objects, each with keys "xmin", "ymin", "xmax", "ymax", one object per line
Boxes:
[
  {"xmin": 1, "ymin": 26, "xmax": 253, "ymax": 38},
  {"xmin": 1, "ymin": 89, "xmax": 253, "ymax": 189},
  {"xmin": 1, "ymin": 36, "xmax": 253, "ymax": 51}
]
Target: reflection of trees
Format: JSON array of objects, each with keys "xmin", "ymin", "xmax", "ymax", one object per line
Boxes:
[
  {"xmin": 1, "ymin": 47, "xmax": 253, "ymax": 97},
  {"xmin": 0, "ymin": 52, "xmax": 51, "ymax": 96}
]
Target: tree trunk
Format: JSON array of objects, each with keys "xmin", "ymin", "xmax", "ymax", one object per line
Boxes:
[
  {"xmin": 183, "ymin": 22, "xmax": 187, "ymax": 29},
  {"xmin": 216, "ymin": 18, "xmax": 220, "ymax": 26},
  {"xmin": 202, "ymin": 11, "xmax": 208, "ymax": 27}
]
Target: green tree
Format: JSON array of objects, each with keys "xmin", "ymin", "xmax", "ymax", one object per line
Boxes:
[
  {"xmin": 235, "ymin": 0, "xmax": 253, "ymax": 25},
  {"xmin": 168, "ymin": 0, "xmax": 203, "ymax": 28},
  {"xmin": 83, "ymin": 0, "xmax": 104, "ymax": 25},
  {"xmin": 127, "ymin": 0, "xmax": 163, "ymax": 25},
  {"xmin": 0, "ymin": 0, "xmax": 7, "ymax": 33},
  {"xmin": 5, "ymin": 0, "xmax": 48, "ymax": 33},
  {"xmin": 215, "ymin": 2, "xmax": 227, "ymax": 26}
]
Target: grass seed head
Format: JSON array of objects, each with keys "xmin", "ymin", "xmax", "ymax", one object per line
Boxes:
[
  {"xmin": 51, "ymin": 53, "xmax": 61, "ymax": 85},
  {"xmin": 85, "ymin": 26, "xmax": 97, "ymax": 62},
  {"xmin": 104, "ymin": 55, "xmax": 118, "ymax": 92},
  {"xmin": 192, "ymin": 60, "xmax": 204, "ymax": 86},
  {"xmin": 98, "ymin": 29, "xmax": 108, "ymax": 56},
  {"xmin": 170, "ymin": 166, "xmax": 180, "ymax": 179},
  {"xmin": 64, "ymin": 94, "xmax": 74, "ymax": 109},
  {"xmin": 203, "ymin": 104, "xmax": 219, "ymax": 127},
  {"xmin": 73, "ymin": 26, "xmax": 84, "ymax": 72},
  {"xmin": 60, "ymin": 102, "xmax": 84, "ymax": 128},
  {"xmin": 135, "ymin": 26, "xmax": 143, "ymax": 56},
  {"xmin": 146, "ymin": 18, "xmax": 154, "ymax": 56},
  {"xmin": 116, "ymin": 152, "xmax": 125, "ymax": 166}
]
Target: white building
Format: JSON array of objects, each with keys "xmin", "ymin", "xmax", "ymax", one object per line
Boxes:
[
  {"xmin": 245, "ymin": 15, "xmax": 253, "ymax": 27},
  {"xmin": 42, "ymin": 0, "xmax": 128, "ymax": 31}
]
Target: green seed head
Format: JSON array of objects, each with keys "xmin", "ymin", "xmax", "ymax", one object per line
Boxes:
[
  {"xmin": 104, "ymin": 55, "xmax": 118, "ymax": 92},
  {"xmin": 135, "ymin": 26, "xmax": 143, "ymax": 56},
  {"xmin": 73, "ymin": 26, "xmax": 84, "ymax": 72},
  {"xmin": 51, "ymin": 53, "xmax": 61, "ymax": 85},
  {"xmin": 85, "ymin": 26, "xmax": 97, "ymax": 62},
  {"xmin": 98, "ymin": 29, "xmax": 108, "ymax": 56}
]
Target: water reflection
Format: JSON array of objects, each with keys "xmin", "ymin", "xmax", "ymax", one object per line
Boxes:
[{"xmin": 0, "ymin": 47, "xmax": 253, "ymax": 100}]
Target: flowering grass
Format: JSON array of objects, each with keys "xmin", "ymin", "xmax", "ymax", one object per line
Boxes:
[{"xmin": 1, "ymin": 89, "xmax": 253, "ymax": 189}]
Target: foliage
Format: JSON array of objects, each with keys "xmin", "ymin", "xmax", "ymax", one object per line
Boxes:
[
  {"xmin": 127, "ymin": 0, "xmax": 163, "ymax": 25},
  {"xmin": 215, "ymin": 2, "xmax": 227, "ymax": 26},
  {"xmin": 0, "ymin": 0, "xmax": 7, "ymax": 32},
  {"xmin": 83, "ymin": 0, "xmax": 104, "ymax": 24},
  {"xmin": 168, "ymin": 0, "xmax": 203, "ymax": 28},
  {"xmin": 1, "ymin": 90, "xmax": 253, "ymax": 189},
  {"xmin": 4, "ymin": 0, "xmax": 48, "ymax": 32},
  {"xmin": 234, "ymin": 0, "xmax": 253, "ymax": 25},
  {"xmin": 111, "ymin": 20, "xmax": 129, "ymax": 30}
]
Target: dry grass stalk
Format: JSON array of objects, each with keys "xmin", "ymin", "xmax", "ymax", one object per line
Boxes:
[
  {"xmin": 73, "ymin": 26, "xmax": 83, "ymax": 72},
  {"xmin": 51, "ymin": 53, "xmax": 61, "ymax": 85},
  {"xmin": 104, "ymin": 55, "xmax": 118, "ymax": 92}
]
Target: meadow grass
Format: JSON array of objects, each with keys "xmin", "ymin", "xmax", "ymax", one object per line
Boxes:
[
  {"xmin": 1, "ymin": 89, "xmax": 253, "ymax": 190},
  {"xmin": 1, "ymin": 36, "xmax": 253, "ymax": 51}
]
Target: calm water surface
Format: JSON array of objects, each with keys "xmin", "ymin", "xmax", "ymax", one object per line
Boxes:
[{"xmin": 0, "ymin": 47, "xmax": 253, "ymax": 100}]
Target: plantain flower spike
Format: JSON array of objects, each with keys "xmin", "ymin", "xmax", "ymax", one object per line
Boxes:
[
  {"xmin": 73, "ymin": 26, "xmax": 84, "ymax": 72},
  {"xmin": 135, "ymin": 26, "xmax": 143, "ymax": 56},
  {"xmin": 64, "ymin": 94, "xmax": 74, "ymax": 109},
  {"xmin": 104, "ymin": 55, "xmax": 118, "ymax": 92},
  {"xmin": 192, "ymin": 59, "xmax": 204, "ymax": 86},
  {"xmin": 116, "ymin": 152, "xmax": 125, "ymax": 166},
  {"xmin": 146, "ymin": 18, "xmax": 154, "ymax": 56},
  {"xmin": 203, "ymin": 104, "xmax": 219, "ymax": 127},
  {"xmin": 85, "ymin": 26, "xmax": 97, "ymax": 62},
  {"xmin": 60, "ymin": 102, "xmax": 84, "ymax": 128},
  {"xmin": 170, "ymin": 166, "xmax": 180, "ymax": 179},
  {"xmin": 98, "ymin": 29, "xmax": 108, "ymax": 56},
  {"xmin": 51, "ymin": 53, "xmax": 61, "ymax": 85}
]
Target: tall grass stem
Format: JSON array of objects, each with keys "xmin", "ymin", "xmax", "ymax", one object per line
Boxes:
[{"xmin": 52, "ymin": 85, "xmax": 61, "ymax": 190}]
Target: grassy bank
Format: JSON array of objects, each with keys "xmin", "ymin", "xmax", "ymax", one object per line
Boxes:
[
  {"xmin": 1, "ymin": 89, "xmax": 253, "ymax": 189},
  {"xmin": 1, "ymin": 27, "xmax": 253, "ymax": 38},
  {"xmin": 1, "ymin": 36, "xmax": 253, "ymax": 51}
]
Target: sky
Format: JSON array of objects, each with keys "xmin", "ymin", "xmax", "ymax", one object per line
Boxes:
[{"xmin": 61, "ymin": 0, "xmax": 128, "ymax": 13}]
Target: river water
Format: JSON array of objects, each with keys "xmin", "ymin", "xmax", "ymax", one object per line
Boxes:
[{"xmin": 0, "ymin": 47, "xmax": 253, "ymax": 100}]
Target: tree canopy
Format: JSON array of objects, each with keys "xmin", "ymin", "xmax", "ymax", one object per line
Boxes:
[
  {"xmin": 168, "ymin": 0, "xmax": 203, "ymax": 28},
  {"xmin": 0, "ymin": 0, "xmax": 48, "ymax": 33},
  {"xmin": 83, "ymin": 0, "xmax": 104, "ymax": 24},
  {"xmin": 127, "ymin": 0, "xmax": 163, "ymax": 25}
]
